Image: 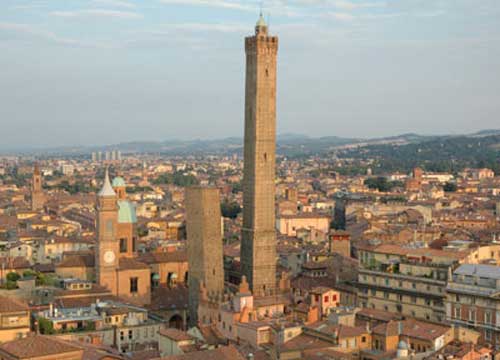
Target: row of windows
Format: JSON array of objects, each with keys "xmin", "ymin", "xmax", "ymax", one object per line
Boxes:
[
  {"xmin": 119, "ymin": 237, "xmax": 137, "ymax": 253},
  {"xmin": 361, "ymin": 288, "xmax": 443, "ymax": 307},
  {"xmin": 361, "ymin": 301, "xmax": 442, "ymax": 322},
  {"xmin": 453, "ymin": 294, "xmax": 496, "ymax": 307},
  {"xmin": 453, "ymin": 306, "xmax": 494, "ymax": 325},
  {"xmin": 373, "ymin": 339, "xmax": 430, "ymax": 353},
  {"xmin": 361, "ymin": 275, "xmax": 443, "ymax": 293},
  {"xmin": 314, "ymin": 294, "xmax": 338, "ymax": 303},
  {"xmin": 119, "ymin": 327, "xmax": 156, "ymax": 341}
]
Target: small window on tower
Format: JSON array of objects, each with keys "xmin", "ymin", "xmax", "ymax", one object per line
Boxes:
[
  {"xmin": 264, "ymin": 153, "xmax": 267, "ymax": 161},
  {"xmin": 130, "ymin": 277, "xmax": 138, "ymax": 293},
  {"xmin": 106, "ymin": 220, "xmax": 114, "ymax": 236},
  {"xmin": 120, "ymin": 238, "xmax": 127, "ymax": 253},
  {"xmin": 266, "ymin": 69, "xmax": 269, "ymax": 77}
]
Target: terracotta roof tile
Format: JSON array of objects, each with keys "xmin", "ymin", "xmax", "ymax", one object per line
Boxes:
[
  {"xmin": 0, "ymin": 335, "xmax": 82, "ymax": 359},
  {"xmin": 57, "ymin": 254, "xmax": 95, "ymax": 268},
  {"xmin": 139, "ymin": 251, "xmax": 187, "ymax": 264},
  {"xmin": 159, "ymin": 328, "xmax": 195, "ymax": 342},
  {"xmin": 154, "ymin": 345, "xmax": 245, "ymax": 360},
  {"xmin": 118, "ymin": 257, "xmax": 149, "ymax": 270},
  {"xmin": 0, "ymin": 295, "xmax": 29, "ymax": 313}
]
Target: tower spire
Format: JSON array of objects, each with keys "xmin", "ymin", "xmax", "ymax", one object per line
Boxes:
[
  {"xmin": 256, "ymin": 3, "xmax": 267, "ymax": 35},
  {"xmin": 98, "ymin": 167, "xmax": 116, "ymax": 197}
]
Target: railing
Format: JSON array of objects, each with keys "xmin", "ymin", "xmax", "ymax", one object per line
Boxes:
[
  {"xmin": 359, "ymin": 268, "xmax": 446, "ymax": 286},
  {"xmin": 446, "ymin": 283, "xmax": 497, "ymax": 297},
  {"xmin": 446, "ymin": 316, "xmax": 500, "ymax": 331}
]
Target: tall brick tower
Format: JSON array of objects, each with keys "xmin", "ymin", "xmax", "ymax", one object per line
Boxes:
[
  {"xmin": 186, "ymin": 187, "xmax": 224, "ymax": 326},
  {"xmin": 95, "ymin": 168, "xmax": 119, "ymax": 295},
  {"xmin": 241, "ymin": 14, "xmax": 278, "ymax": 298},
  {"xmin": 31, "ymin": 163, "xmax": 45, "ymax": 211}
]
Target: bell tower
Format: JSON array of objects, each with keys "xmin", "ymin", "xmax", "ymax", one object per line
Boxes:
[
  {"xmin": 31, "ymin": 163, "xmax": 45, "ymax": 211},
  {"xmin": 96, "ymin": 168, "xmax": 119, "ymax": 294}
]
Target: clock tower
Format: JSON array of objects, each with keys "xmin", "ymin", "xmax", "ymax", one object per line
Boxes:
[{"xmin": 96, "ymin": 168, "xmax": 119, "ymax": 295}]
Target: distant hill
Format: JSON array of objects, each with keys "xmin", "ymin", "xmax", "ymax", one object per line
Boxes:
[
  {"xmin": 337, "ymin": 134, "xmax": 500, "ymax": 174},
  {"xmin": 2, "ymin": 129, "xmax": 500, "ymax": 159}
]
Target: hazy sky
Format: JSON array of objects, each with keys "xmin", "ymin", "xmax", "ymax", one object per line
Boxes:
[{"xmin": 1, "ymin": 0, "xmax": 499, "ymax": 148}]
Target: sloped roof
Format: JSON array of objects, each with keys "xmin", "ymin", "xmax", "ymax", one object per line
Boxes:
[
  {"xmin": 98, "ymin": 169, "xmax": 116, "ymax": 197},
  {"xmin": 118, "ymin": 200, "xmax": 137, "ymax": 224},
  {"xmin": 157, "ymin": 345, "xmax": 245, "ymax": 360},
  {"xmin": 454, "ymin": 264, "xmax": 500, "ymax": 280},
  {"xmin": 139, "ymin": 251, "xmax": 187, "ymax": 264},
  {"xmin": 118, "ymin": 257, "xmax": 149, "ymax": 270},
  {"xmin": 372, "ymin": 319, "xmax": 449, "ymax": 341},
  {"xmin": 57, "ymin": 254, "xmax": 94, "ymax": 268},
  {"xmin": 0, "ymin": 295, "xmax": 29, "ymax": 313},
  {"xmin": 0, "ymin": 335, "xmax": 81, "ymax": 359}
]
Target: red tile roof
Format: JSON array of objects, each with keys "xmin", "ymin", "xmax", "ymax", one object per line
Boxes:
[
  {"xmin": 154, "ymin": 345, "xmax": 245, "ymax": 360},
  {"xmin": 0, "ymin": 295, "xmax": 29, "ymax": 313},
  {"xmin": 0, "ymin": 335, "xmax": 82, "ymax": 359}
]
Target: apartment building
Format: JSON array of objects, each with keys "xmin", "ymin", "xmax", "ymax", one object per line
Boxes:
[
  {"xmin": 446, "ymin": 264, "xmax": 500, "ymax": 349},
  {"xmin": 357, "ymin": 244, "xmax": 469, "ymax": 322}
]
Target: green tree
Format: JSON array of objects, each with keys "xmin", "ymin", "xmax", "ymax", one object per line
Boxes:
[
  {"xmin": 364, "ymin": 177, "xmax": 400, "ymax": 192},
  {"xmin": 137, "ymin": 226, "xmax": 149, "ymax": 238},
  {"xmin": 221, "ymin": 201, "xmax": 242, "ymax": 219},
  {"xmin": 22, "ymin": 270, "xmax": 37, "ymax": 279},
  {"xmin": 4, "ymin": 281, "xmax": 17, "ymax": 290},
  {"xmin": 152, "ymin": 172, "xmax": 199, "ymax": 187},
  {"xmin": 443, "ymin": 182, "xmax": 458, "ymax": 192},
  {"xmin": 6, "ymin": 272, "xmax": 20, "ymax": 282},
  {"xmin": 231, "ymin": 182, "xmax": 243, "ymax": 194},
  {"xmin": 38, "ymin": 317, "xmax": 55, "ymax": 335}
]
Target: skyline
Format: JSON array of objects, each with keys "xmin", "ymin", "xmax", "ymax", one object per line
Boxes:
[{"xmin": 1, "ymin": 0, "xmax": 499, "ymax": 147}]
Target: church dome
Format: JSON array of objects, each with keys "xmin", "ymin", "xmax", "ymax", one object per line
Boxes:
[
  {"xmin": 112, "ymin": 177, "xmax": 126, "ymax": 187},
  {"xmin": 117, "ymin": 200, "xmax": 137, "ymax": 223}
]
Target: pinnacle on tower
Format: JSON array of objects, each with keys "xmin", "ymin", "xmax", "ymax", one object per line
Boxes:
[
  {"xmin": 256, "ymin": 11, "xmax": 266, "ymax": 27},
  {"xmin": 98, "ymin": 168, "xmax": 116, "ymax": 197},
  {"xmin": 255, "ymin": 11, "xmax": 268, "ymax": 35}
]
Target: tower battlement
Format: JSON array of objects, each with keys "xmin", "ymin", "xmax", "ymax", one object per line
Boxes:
[{"xmin": 245, "ymin": 36, "xmax": 278, "ymax": 54}]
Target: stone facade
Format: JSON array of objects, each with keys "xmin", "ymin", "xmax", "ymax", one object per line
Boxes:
[
  {"xmin": 329, "ymin": 231, "xmax": 351, "ymax": 258},
  {"xmin": 241, "ymin": 17, "xmax": 279, "ymax": 298},
  {"xmin": 186, "ymin": 187, "xmax": 224, "ymax": 326}
]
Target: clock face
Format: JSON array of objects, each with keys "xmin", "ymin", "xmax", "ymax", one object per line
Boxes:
[{"xmin": 103, "ymin": 250, "xmax": 116, "ymax": 264}]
